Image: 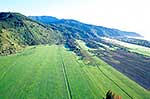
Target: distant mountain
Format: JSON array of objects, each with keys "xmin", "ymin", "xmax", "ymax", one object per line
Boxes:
[
  {"xmin": 28, "ymin": 16, "xmax": 59, "ymax": 24},
  {"xmin": 0, "ymin": 12, "xmax": 62, "ymax": 55},
  {"xmin": 29, "ymin": 16, "xmax": 142, "ymax": 38}
]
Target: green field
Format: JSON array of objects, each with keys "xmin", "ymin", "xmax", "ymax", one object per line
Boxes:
[
  {"xmin": 102, "ymin": 37, "xmax": 150, "ymax": 56},
  {"xmin": 0, "ymin": 45, "xmax": 150, "ymax": 99}
]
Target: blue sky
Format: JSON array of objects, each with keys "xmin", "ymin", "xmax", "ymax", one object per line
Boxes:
[{"xmin": 0, "ymin": 0, "xmax": 150, "ymax": 40}]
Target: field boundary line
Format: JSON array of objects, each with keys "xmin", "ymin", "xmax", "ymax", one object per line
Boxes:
[
  {"xmin": 73, "ymin": 55, "xmax": 105, "ymax": 98},
  {"xmin": 58, "ymin": 47, "xmax": 72, "ymax": 99},
  {"xmin": 0, "ymin": 61, "xmax": 17, "ymax": 82},
  {"xmin": 96, "ymin": 64, "xmax": 133, "ymax": 99},
  {"xmin": 75, "ymin": 44, "xmax": 133, "ymax": 98}
]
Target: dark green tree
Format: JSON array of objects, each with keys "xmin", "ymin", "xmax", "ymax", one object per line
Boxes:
[{"xmin": 105, "ymin": 90, "xmax": 122, "ymax": 99}]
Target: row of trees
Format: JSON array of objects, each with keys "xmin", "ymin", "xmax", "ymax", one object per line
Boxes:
[{"xmin": 118, "ymin": 37, "xmax": 150, "ymax": 48}]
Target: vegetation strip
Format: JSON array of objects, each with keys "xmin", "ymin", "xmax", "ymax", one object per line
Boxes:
[
  {"xmin": 59, "ymin": 47, "xmax": 72, "ymax": 99},
  {"xmin": 74, "ymin": 56, "xmax": 105, "ymax": 98},
  {"xmin": 0, "ymin": 59, "xmax": 18, "ymax": 82},
  {"xmin": 96, "ymin": 65, "xmax": 133, "ymax": 99}
]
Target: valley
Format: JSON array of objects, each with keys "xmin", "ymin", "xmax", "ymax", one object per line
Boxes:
[{"xmin": 0, "ymin": 12, "xmax": 150, "ymax": 99}]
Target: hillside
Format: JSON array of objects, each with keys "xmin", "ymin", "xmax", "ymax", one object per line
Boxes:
[
  {"xmin": 0, "ymin": 12, "xmax": 62, "ymax": 55},
  {"xmin": 30, "ymin": 16, "xmax": 150, "ymax": 48}
]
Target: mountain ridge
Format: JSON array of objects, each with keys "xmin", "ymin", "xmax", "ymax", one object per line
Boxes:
[
  {"xmin": 0, "ymin": 12, "xmax": 142, "ymax": 55},
  {"xmin": 29, "ymin": 16, "xmax": 142, "ymax": 38}
]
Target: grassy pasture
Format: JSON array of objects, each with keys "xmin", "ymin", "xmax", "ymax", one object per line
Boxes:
[{"xmin": 0, "ymin": 45, "xmax": 150, "ymax": 99}]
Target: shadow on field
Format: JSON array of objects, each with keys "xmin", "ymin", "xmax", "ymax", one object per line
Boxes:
[{"xmin": 92, "ymin": 49, "xmax": 150, "ymax": 90}]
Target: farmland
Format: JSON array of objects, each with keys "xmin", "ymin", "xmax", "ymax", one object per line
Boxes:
[
  {"xmin": 0, "ymin": 45, "xmax": 150, "ymax": 99},
  {"xmin": 102, "ymin": 37, "xmax": 150, "ymax": 56},
  {"xmin": 91, "ymin": 49, "xmax": 150, "ymax": 90}
]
